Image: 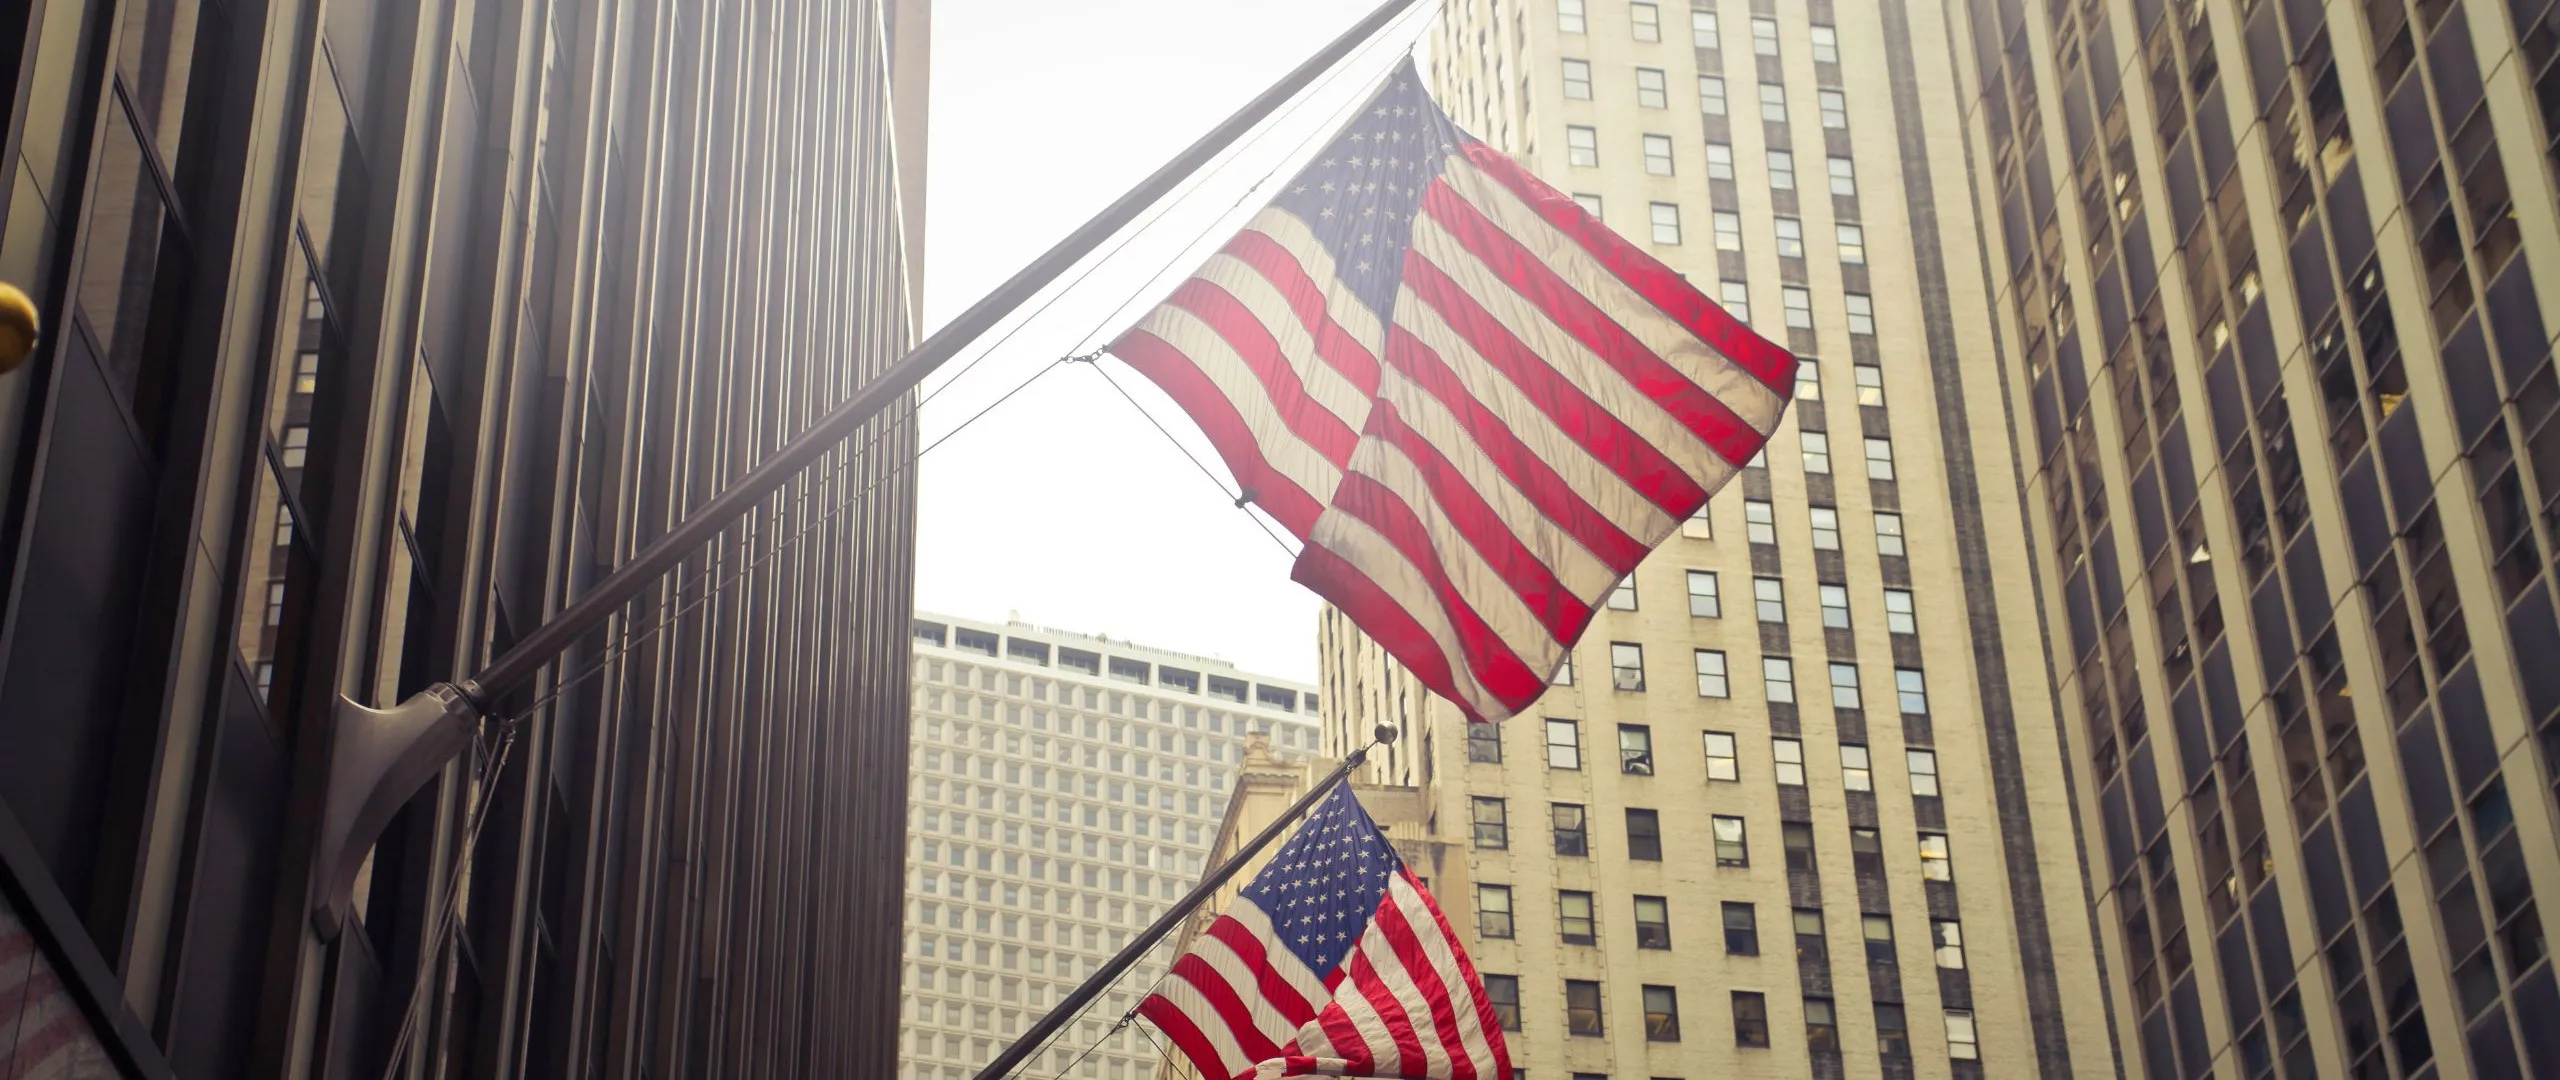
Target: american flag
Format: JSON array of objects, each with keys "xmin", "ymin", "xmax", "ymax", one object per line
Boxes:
[
  {"xmin": 1138, "ymin": 784, "xmax": 1508, "ymax": 1080},
  {"xmin": 1112, "ymin": 60, "xmax": 1793, "ymax": 724}
]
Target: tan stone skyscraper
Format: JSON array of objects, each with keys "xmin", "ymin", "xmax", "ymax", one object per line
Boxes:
[{"xmin": 1319, "ymin": 2, "xmax": 2118, "ymax": 1078}]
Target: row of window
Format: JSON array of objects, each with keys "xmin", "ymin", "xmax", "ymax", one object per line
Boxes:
[
  {"xmin": 915, "ymin": 629, "xmax": 1316, "ymax": 712},
  {"xmin": 1480, "ymin": 977, "xmax": 1977, "ymax": 1060},
  {"xmin": 1554, "ymin": 2, "xmax": 1840, "ymax": 64},
  {"xmin": 1465, "ymin": 799, "xmax": 1956, "ymax": 880},
  {"xmin": 1486, "ymin": 719, "xmax": 1940, "ymax": 794},
  {"xmin": 1476, "ymin": 889, "xmax": 1967, "ymax": 970},
  {"xmin": 913, "ymin": 778, "xmax": 1218, "ymax": 829},
  {"xmin": 916, "ymin": 655, "xmax": 1318, "ymax": 726},
  {"xmin": 1562, "ymin": 59, "xmax": 1850, "ymax": 128},
  {"xmin": 1607, "ymin": 568, "xmax": 1916, "ymax": 623}
]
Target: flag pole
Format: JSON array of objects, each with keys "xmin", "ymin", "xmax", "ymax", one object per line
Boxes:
[
  {"xmin": 972, "ymin": 725, "xmax": 1397, "ymax": 1080},
  {"xmin": 304, "ymin": 0, "xmax": 1436, "ymax": 937}
]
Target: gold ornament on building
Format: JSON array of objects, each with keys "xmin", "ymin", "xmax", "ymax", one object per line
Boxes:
[{"xmin": 0, "ymin": 282, "xmax": 38, "ymax": 374}]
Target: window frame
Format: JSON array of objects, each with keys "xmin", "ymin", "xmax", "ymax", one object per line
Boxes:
[
  {"xmin": 1704, "ymin": 730, "xmax": 1739, "ymax": 780},
  {"xmin": 1619, "ymin": 724, "xmax": 1656, "ymax": 775},
  {"xmin": 1773, "ymin": 737, "xmax": 1806, "ymax": 785},
  {"xmin": 1721, "ymin": 901, "xmax": 1759, "ymax": 955},
  {"xmin": 1552, "ymin": 802, "xmax": 1590, "ymax": 856},
  {"xmin": 1712, "ymin": 815, "xmax": 1749, "ymax": 866},
  {"xmin": 1694, "ymin": 648, "xmax": 1730, "ymax": 697},
  {"xmin": 1478, "ymin": 883, "xmax": 1516, "ymax": 939},
  {"xmin": 1545, "ymin": 717, "xmax": 1583, "ymax": 770},
  {"xmin": 1626, "ymin": 807, "xmax": 1664, "ymax": 860},
  {"xmin": 1634, "ymin": 894, "xmax": 1673, "ymax": 948},
  {"xmin": 1642, "ymin": 133, "xmax": 1676, "ymax": 175}
]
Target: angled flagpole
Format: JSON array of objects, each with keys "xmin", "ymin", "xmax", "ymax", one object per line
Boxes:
[{"xmin": 307, "ymin": 0, "xmax": 1438, "ymax": 937}]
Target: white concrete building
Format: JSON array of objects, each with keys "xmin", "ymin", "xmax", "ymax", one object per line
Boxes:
[{"xmin": 899, "ymin": 612, "xmax": 1322, "ymax": 1080}]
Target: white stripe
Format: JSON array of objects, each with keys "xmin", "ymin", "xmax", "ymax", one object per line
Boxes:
[
  {"xmin": 1133, "ymin": 306, "xmax": 1345, "ymax": 504},
  {"xmin": 1409, "ymin": 213, "xmax": 1732, "ymax": 480},
  {"xmin": 1329, "ymin": 954, "xmax": 1406, "ymax": 1077},
  {"xmin": 1189, "ymin": 927, "xmax": 1316, "ymax": 1055},
  {"xmin": 1345, "ymin": 437, "xmax": 1561, "ymax": 664},
  {"xmin": 1437, "ymin": 158, "xmax": 1788, "ymax": 431},
  {"xmin": 1228, "ymin": 902, "xmax": 1331, "ymax": 1006},
  {"xmin": 1388, "ymin": 290, "xmax": 1675, "ymax": 540},
  {"xmin": 1243, "ymin": 208, "xmax": 1387, "ymax": 348},
  {"xmin": 1351, "ymin": 931, "xmax": 1452, "ymax": 1079},
  {"xmin": 1155, "ymin": 974, "xmax": 1257, "ymax": 1078},
  {"xmin": 1304, "ymin": 511, "xmax": 1509, "ymax": 720},
  {"xmin": 1370, "ymin": 382, "xmax": 1623, "ymax": 601},
  {"xmin": 1193, "ymin": 252, "xmax": 1374, "ymax": 435},
  {"xmin": 1384, "ymin": 876, "xmax": 1502, "ymax": 1077}
]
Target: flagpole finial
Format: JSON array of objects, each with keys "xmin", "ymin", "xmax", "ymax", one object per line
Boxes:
[{"xmin": 1373, "ymin": 722, "xmax": 1399, "ymax": 745}]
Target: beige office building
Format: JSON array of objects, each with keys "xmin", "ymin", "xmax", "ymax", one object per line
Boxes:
[
  {"xmin": 1318, "ymin": 1, "xmax": 2120, "ymax": 1078},
  {"xmin": 900, "ymin": 613, "xmax": 1323, "ymax": 1080}
]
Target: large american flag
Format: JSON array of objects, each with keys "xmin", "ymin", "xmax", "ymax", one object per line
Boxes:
[
  {"xmin": 1138, "ymin": 785, "xmax": 1508, "ymax": 1080},
  {"xmin": 1113, "ymin": 61, "xmax": 1792, "ymax": 724}
]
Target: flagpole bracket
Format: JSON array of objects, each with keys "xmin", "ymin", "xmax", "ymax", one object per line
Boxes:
[{"xmin": 308, "ymin": 682, "xmax": 488, "ymax": 940}]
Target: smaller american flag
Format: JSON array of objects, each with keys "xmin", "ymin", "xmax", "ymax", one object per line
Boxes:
[{"xmin": 1138, "ymin": 785, "xmax": 1509, "ymax": 1080}]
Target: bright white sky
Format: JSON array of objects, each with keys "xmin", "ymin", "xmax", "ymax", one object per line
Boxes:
[{"xmin": 913, "ymin": 0, "xmax": 1440, "ymax": 683}]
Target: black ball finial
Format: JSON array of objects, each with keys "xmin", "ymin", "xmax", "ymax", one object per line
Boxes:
[{"xmin": 1373, "ymin": 722, "xmax": 1400, "ymax": 746}]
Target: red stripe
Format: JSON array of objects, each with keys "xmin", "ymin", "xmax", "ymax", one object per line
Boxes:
[
  {"xmin": 1315, "ymin": 1002, "xmax": 1375, "ymax": 1073},
  {"xmin": 1226, "ymin": 230, "xmax": 1383, "ymax": 395},
  {"xmin": 1367, "ymin": 401, "xmax": 1592, "ymax": 645},
  {"xmin": 1454, "ymin": 139, "xmax": 1795, "ymax": 395},
  {"xmin": 1140, "ymin": 994, "xmax": 1248, "ymax": 1080},
  {"xmin": 1165, "ymin": 954, "xmax": 1282, "ymax": 1061},
  {"xmin": 1109, "ymin": 329, "xmax": 1327, "ymax": 538},
  {"xmin": 1401, "ymin": 868, "xmax": 1514, "ymax": 1077},
  {"xmin": 1376, "ymin": 323, "xmax": 1651, "ymax": 574},
  {"xmin": 1324, "ymin": 472, "xmax": 1547, "ymax": 709},
  {"xmin": 1345, "ymin": 946, "xmax": 1433, "ymax": 1071},
  {"xmin": 1369, "ymin": 887, "xmax": 1479, "ymax": 1080},
  {"xmin": 1205, "ymin": 915, "xmax": 1322, "ymax": 1028},
  {"xmin": 1163, "ymin": 278, "xmax": 1361, "ymax": 467},
  {"xmin": 1401, "ymin": 252, "xmax": 1709, "ymax": 515},
  {"xmin": 1291, "ymin": 544, "xmax": 1491, "ymax": 724},
  {"xmin": 1421, "ymin": 179, "xmax": 1773, "ymax": 469}
]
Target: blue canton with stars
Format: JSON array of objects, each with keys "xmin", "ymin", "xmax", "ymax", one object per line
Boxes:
[
  {"xmin": 1268, "ymin": 60, "xmax": 1468, "ymax": 324},
  {"xmin": 1239, "ymin": 783, "xmax": 1405, "ymax": 976}
]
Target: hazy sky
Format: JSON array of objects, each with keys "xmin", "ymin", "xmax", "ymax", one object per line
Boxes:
[{"xmin": 913, "ymin": 0, "xmax": 1439, "ymax": 682}]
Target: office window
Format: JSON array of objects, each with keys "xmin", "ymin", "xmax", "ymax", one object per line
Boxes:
[
  {"xmin": 1767, "ymin": 149, "xmax": 1795, "ymax": 189},
  {"xmin": 1795, "ymin": 909, "xmax": 1827, "ymax": 961},
  {"xmin": 1472, "ymin": 797, "xmax": 1509, "ymax": 848},
  {"xmin": 1762, "ymin": 656, "xmax": 1796, "ymax": 703},
  {"xmin": 1634, "ymin": 895, "xmax": 1672, "ymax": 948},
  {"xmin": 1919, "ymin": 833, "xmax": 1953, "ymax": 880},
  {"xmin": 1836, "ymin": 222, "xmax": 1865, "ymax": 263},
  {"xmin": 1566, "ymin": 981, "xmax": 1605, "ymax": 1035},
  {"xmin": 1824, "ymin": 158, "xmax": 1857, "ymax": 200},
  {"xmin": 1908, "ymin": 749, "xmax": 1940, "ymax": 797},
  {"xmin": 1705, "ymin": 142, "xmax": 1734, "ymax": 179},
  {"xmin": 1827, "ymin": 663, "xmax": 1861, "ymax": 708},
  {"xmin": 1874, "ymin": 510, "xmax": 1904, "ymax": 555},
  {"xmin": 1568, "ymin": 126, "xmax": 1599, "ymax": 166},
  {"xmin": 1809, "ymin": 506, "xmax": 1841, "ymax": 549},
  {"xmin": 1783, "ymin": 822, "xmax": 1816, "ymax": 870},
  {"xmin": 1712, "ymin": 816, "xmax": 1748, "ymax": 866},
  {"xmin": 1713, "ymin": 211, "xmax": 1743, "ymax": 251},
  {"xmin": 1558, "ymin": 0, "xmax": 1586, "ymax": 31},
  {"xmin": 1635, "ymin": 66, "xmax": 1667, "ymax": 107},
  {"xmin": 1690, "ymin": 8, "xmax": 1718, "ymax": 47},
  {"xmin": 1750, "ymin": 15, "xmax": 1779, "ymax": 53},
  {"xmin": 1468, "ymin": 722, "xmax": 1503, "ymax": 763},
  {"xmin": 1553, "ymin": 655, "xmax": 1575, "ymax": 685},
  {"xmin": 1810, "ymin": 24, "xmax": 1839, "ymax": 62},
  {"xmin": 1553, "ymin": 803, "xmax": 1589, "ymax": 855},
  {"xmin": 1723, "ymin": 902, "xmax": 1759, "ymax": 955},
  {"xmin": 1947, "ymin": 1011, "xmax": 1979, "ymax": 1060},
  {"xmin": 1758, "ymin": 82, "xmax": 1787, "ymax": 122},
  {"xmin": 1850, "ymin": 826, "xmax": 1884, "ymax": 874},
  {"xmin": 1620, "ymin": 725, "xmax": 1655, "ymax": 775},
  {"xmin": 1882, "ymin": 589, "xmax": 1915, "ymax": 633},
  {"xmin": 1698, "ymin": 74, "xmax": 1726, "ymax": 114},
  {"xmin": 1649, "ymin": 202, "xmax": 1682, "ymax": 244},
  {"xmin": 1478, "ymin": 884, "xmax": 1516, "ymax": 938},
  {"xmin": 1773, "ymin": 738, "xmax": 1806, "ymax": 785},
  {"xmin": 1687, "ymin": 649, "xmax": 1730, "ymax": 698},
  {"xmin": 1801, "ymin": 431, "xmax": 1832, "ymax": 475},
  {"xmin": 1563, "ymin": 59, "xmax": 1593, "ymax": 99},
  {"xmin": 1485, "ymin": 975, "xmax": 1523, "ymax": 1030},
  {"xmin": 1774, "ymin": 216, "xmax": 1804, "ymax": 258},
  {"xmin": 1794, "ymin": 358, "xmax": 1820, "ymax": 400},
  {"xmin": 1643, "ymin": 986, "xmax": 1682, "ymax": 1041},
  {"xmin": 1805, "ymin": 997, "xmax": 1840, "ymax": 1051},
  {"xmin": 1817, "ymin": 89, "xmax": 1847, "ymax": 130},
  {"xmin": 1896, "ymin": 669, "xmax": 1929, "ymax": 715},
  {"xmin": 1630, "ymin": 1, "xmax": 1661, "ymax": 40},
  {"xmin": 1704, "ymin": 731, "xmax": 1739, "ymax": 780},
  {"xmin": 1862, "ymin": 914, "xmax": 1896, "ymax": 964},
  {"xmin": 1731, "ymin": 992, "xmax": 1769, "ymax": 1048},
  {"xmin": 1817, "ymin": 584, "xmax": 1851, "ymax": 630},
  {"xmin": 1559, "ymin": 890, "xmax": 1597, "ymax": 944},
  {"xmin": 1685, "ymin": 570, "xmax": 1721, "ymax": 617},
  {"xmin": 1608, "ymin": 577, "xmax": 1638, "ymax": 610},
  {"xmin": 1840, "ymin": 744, "xmax": 1873, "ymax": 791},
  {"xmin": 1783, "ymin": 286, "xmax": 1813, "ymax": 329},
  {"xmin": 1741, "ymin": 499, "xmax": 1777, "ymax": 544},
  {"xmin": 1626, "ymin": 808, "xmax": 1663, "ymax": 859},
  {"xmin": 1877, "ymin": 1003, "xmax": 1910, "ymax": 1058},
  {"xmin": 1611, "ymin": 642, "xmax": 1646, "ymax": 690},
  {"xmin": 1573, "ymin": 192, "xmax": 1603, "ymax": 217},
  {"xmin": 1932, "ymin": 920, "xmax": 1966, "ymax": 969},
  {"xmin": 1546, "ymin": 718, "xmax": 1583, "ymax": 770},
  {"xmin": 1862, "ymin": 436, "xmax": 1894, "ymax": 479},
  {"xmin": 1682, "ymin": 505, "xmax": 1712, "ymax": 538},
  {"xmin": 1643, "ymin": 134, "xmax": 1674, "ymax": 175}
]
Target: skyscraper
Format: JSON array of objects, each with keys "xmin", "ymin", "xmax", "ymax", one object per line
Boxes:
[
  {"xmin": 901, "ymin": 613, "xmax": 1323, "ymax": 1080},
  {"xmin": 1957, "ymin": 0, "xmax": 2560, "ymax": 1077},
  {"xmin": 1321, "ymin": 1, "xmax": 2120, "ymax": 1077},
  {"xmin": 0, "ymin": 0, "xmax": 926, "ymax": 1073}
]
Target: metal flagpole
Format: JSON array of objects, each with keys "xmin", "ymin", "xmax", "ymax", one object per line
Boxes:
[
  {"xmin": 972, "ymin": 727, "xmax": 1396, "ymax": 1080},
  {"xmin": 304, "ymin": 0, "xmax": 1435, "ymax": 937}
]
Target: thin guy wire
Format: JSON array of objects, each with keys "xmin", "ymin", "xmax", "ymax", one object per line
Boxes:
[
  {"xmin": 1085, "ymin": 362, "xmax": 1300, "ymax": 560},
  {"xmin": 377, "ymin": 726, "xmax": 519, "ymax": 1080}
]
